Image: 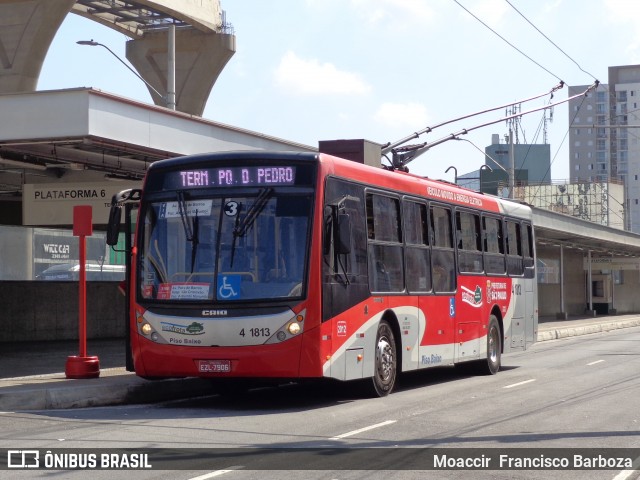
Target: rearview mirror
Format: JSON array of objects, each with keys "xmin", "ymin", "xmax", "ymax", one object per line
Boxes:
[{"xmin": 106, "ymin": 201, "xmax": 122, "ymax": 246}]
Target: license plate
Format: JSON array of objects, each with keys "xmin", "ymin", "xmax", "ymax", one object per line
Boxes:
[{"xmin": 197, "ymin": 359, "xmax": 232, "ymax": 373}]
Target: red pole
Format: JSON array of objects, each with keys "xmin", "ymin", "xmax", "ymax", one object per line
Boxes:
[
  {"xmin": 78, "ymin": 233, "xmax": 87, "ymax": 358},
  {"xmin": 65, "ymin": 205, "xmax": 100, "ymax": 379}
]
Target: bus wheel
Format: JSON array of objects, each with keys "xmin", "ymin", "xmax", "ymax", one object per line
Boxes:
[
  {"xmin": 480, "ymin": 315, "xmax": 502, "ymax": 375},
  {"xmin": 370, "ymin": 320, "xmax": 397, "ymax": 397}
]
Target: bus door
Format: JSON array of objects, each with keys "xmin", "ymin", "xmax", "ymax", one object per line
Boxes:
[
  {"xmin": 454, "ymin": 210, "xmax": 485, "ymax": 362},
  {"xmin": 523, "ymin": 223, "xmax": 536, "ymax": 347},
  {"xmin": 506, "ymin": 219, "xmax": 528, "ymax": 349},
  {"xmin": 322, "ymin": 179, "xmax": 370, "ymax": 380}
]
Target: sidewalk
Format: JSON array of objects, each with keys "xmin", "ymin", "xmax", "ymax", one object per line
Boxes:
[{"xmin": 1, "ymin": 314, "xmax": 639, "ymax": 411}]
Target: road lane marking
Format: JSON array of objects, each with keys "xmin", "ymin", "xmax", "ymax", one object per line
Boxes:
[
  {"xmin": 586, "ymin": 359, "xmax": 605, "ymax": 366},
  {"xmin": 188, "ymin": 470, "xmax": 235, "ymax": 480},
  {"xmin": 329, "ymin": 420, "xmax": 397, "ymax": 440},
  {"xmin": 503, "ymin": 379, "xmax": 536, "ymax": 389}
]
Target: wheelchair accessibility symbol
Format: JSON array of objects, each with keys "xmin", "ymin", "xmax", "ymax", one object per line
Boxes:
[
  {"xmin": 218, "ymin": 275, "xmax": 241, "ymax": 299},
  {"xmin": 449, "ymin": 297, "xmax": 455, "ymax": 317}
]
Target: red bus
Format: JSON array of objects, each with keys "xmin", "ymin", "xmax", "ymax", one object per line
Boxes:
[{"xmin": 107, "ymin": 151, "xmax": 537, "ymax": 396}]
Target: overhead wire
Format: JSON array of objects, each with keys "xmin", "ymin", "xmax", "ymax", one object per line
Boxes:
[
  {"xmin": 391, "ymin": 81, "xmax": 598, "ymax": 168},
  {"xmin": 501, "ymin": 0, "xmax": 617, "ymax": 207},
  {"xmin": 452, "ymin": 0, "xmax": 563, "ymax": 82},
  {"xmin": 455, "ymin": 0, "xmax": 615, "ymax": 221},
  {"xmin": 504, "ymin": 0, "xmax": 598, "ymax": 82},
  {"xmin": 381, "ymin": 82, "xmax": 564, "ymax": 154}
]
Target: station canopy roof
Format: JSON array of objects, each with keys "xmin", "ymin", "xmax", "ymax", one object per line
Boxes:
[
  {"xmin": 532, "ymin": 206, "xmax": 640, "ymax": 258},
  {"xmin": 0, "ymin": 88, "xmax": 312, "ymax": 195}
]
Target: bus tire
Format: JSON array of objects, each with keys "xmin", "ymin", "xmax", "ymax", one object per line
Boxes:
[
  {"xmin": 370, "ymin": 320, "xmax": 397, "ymax": 397},
  {"xmin": 479, "ymin": 315, "xmax": 502, "ymax": 375}
]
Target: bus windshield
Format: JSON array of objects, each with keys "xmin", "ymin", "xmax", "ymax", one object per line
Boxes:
[{"xmin": 138, "ymin": 191, "xmax": 312, "ymax": 302}]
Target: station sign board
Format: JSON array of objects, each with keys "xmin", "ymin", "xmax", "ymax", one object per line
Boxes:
[
  {"xmin": 583, "ymin": 256, "xmax": 640, "ymax": 271},
  {"xmin": 23, "ymin": 182, "xmax": 140, "ymax": 226}
]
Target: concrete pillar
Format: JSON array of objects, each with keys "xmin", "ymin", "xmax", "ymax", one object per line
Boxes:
[
  {"xmin": 556, "ymin": 244, "xmax": 568, "ymax": 320},
  {"xmin": 0, "ymin": 0, "xmax": 76, "ymax": 93},
  {"xmin": 586, "ymin": 250, "xmax": 596, "ymax": 316},
  {"xmin": 126, "ymin": 27, "xmax": 235, "ymax": 116}
]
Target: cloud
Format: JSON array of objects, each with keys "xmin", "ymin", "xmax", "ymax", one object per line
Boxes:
[
  {"xmin": 603, "ymin": 0, "xmax": 640, "ymax": 61},
  {"xmin": 351, "ymin": 0, "xmax": 435, "ymax": 27},
  {"xmin": 461, "ymin": 0, "xmax": 510, "ymax": 28},
  {"xmin": 273, "ymin": 51, "xmax": 372, "ymax": 96},
  {"xmin": 374, "ymin": 102, "xmax": 429, "ymax": 129},
  {"xmin": 604, "ymin": 0, "xmax": 640, "ymax": 22}
]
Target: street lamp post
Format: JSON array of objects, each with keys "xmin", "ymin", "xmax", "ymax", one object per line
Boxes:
[{"xmin": 77, "ymin": 39, "xmax": 174, "ymax": 110}]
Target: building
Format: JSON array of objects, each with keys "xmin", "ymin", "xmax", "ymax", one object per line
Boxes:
[
  {"xmin": 458, "ymin": 132, "xmax": 624, "ymax": 230},
  {"xmin": 458, "ymin": 133, "xmax": 551, "ymax": 195},
  {"xmin": 569, "ymin": 65, "xmax": 640, "ymax": 232}
]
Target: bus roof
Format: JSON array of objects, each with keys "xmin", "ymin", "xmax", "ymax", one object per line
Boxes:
[{"xmin": 318, "ymin": 152, "xmax": 509, "ymax": 215}]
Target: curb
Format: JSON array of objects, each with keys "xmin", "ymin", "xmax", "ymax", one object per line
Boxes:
[
  {"xmin": 0, "ymin": 374, "xmax": 213, "ymax": 411},
  {"xmin": 537, "ymin": 318, "xmax": 640, "ymax": 342}
]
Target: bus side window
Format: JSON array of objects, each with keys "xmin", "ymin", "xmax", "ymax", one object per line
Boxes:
[
  {"xmin": 367, "ymin": 193, "xmax": 404, "ymax": 292},
  {"xmin": 430, "ymin": 205, "xmax": 455, "ymax": 293},
  {"xmin": 404, "ymin": 200, "xmax": 431, "ymax": 293},
  {"xmin": 483, "ymin": 216, "xmax": 506, "ymax": 274},
  {"xmin": 522, "ymin": 223, "xmax": 535, "ymax": 272},
  {"xmin": 456, "ymin": 210, "xmax": 483, "ymax": 274},
  {"xmin": 506, "ymin": 219, "xmax": 524, "ymax": 276}
]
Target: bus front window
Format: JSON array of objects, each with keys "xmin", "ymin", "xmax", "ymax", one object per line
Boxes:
[{"xmin": 139, "ymin": 193, "xmax": 311, "ymax": 302}]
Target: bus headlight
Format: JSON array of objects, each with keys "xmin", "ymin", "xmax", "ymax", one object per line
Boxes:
[
  {"xmin": 287, "ymin": 322, "xmax": 301, "ymax": 335},
  {"xmin": 266, "ymin": 309, "xmax": 305, "ymax": 344},
  {"xmin": 141, "ymin": 322, "xmax": 153, "ymax": 336}
]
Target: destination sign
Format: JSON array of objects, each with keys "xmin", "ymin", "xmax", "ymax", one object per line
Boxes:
[{"xmin": 167, "ymin": 166, "xmax": 297, "ymax": 189}]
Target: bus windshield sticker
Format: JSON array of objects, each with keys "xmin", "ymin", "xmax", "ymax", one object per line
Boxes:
[
  {"xmin": 217, "ymin": 275, "xmax": 241, "ymax": 300},
  {"xmin": 159, "ymin": 200, "xmax": 212, "ymax": 218},
  {"xmin": 157, "ymin": 283, "xmax": 211, "ymax": 300}
]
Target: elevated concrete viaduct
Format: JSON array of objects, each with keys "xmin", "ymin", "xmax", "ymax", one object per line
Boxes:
[{"xmin": 0, "ymin": 0, "xmax": 234, "ymax": 115}]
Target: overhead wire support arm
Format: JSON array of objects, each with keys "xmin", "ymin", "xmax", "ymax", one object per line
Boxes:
[
  {"xmin": 391, "ymin": 80, "xmax": 598, "ymax": 169},
  {"xmin": 381, "ymin": 81, "xmax": 564, "ymax": 156}
]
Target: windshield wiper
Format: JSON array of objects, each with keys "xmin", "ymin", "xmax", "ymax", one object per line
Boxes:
[
  {"xmin": 176, "ymin": 191, "xmax": 200, "ymax": 273},
  {"xmin": 229, "ymin": 202, "xmax": 244, "ymax": 268},
  {"xmin": 190, "ymin": 213, "xmax": 200, "ymax": 273},
  {"xmin": 234, "ymin": 188, "xmax": 273, "ymax": 237},
  {"xmin": 229, "ymin": 188, "xmax": 273, "ymax": 268},
  {"xmin": 177, "ymin": 191, "xmax": 193, "ymax": 241}
]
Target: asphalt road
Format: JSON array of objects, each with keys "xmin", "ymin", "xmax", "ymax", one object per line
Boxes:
[{"xmin": 1, "ymin": 326, "xmax": 639, "ymax": 480}]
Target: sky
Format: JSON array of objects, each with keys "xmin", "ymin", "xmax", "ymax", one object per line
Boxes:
[{"xmin": 37, "ymin": 0, "xmax": 640, "ymax": 182}]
